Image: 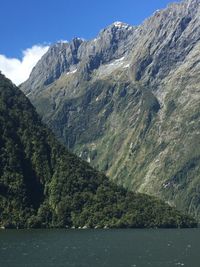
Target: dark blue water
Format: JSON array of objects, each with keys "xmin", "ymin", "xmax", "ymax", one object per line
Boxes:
[{"xmin": 0, "ymin": 229, "xmax": 200, "ymax": 267}]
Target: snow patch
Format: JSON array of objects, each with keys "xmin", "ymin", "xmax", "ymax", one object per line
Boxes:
[
  {"xmin": 108, "ymin": 56, "xmax": 125, "ymax": 67},
  {"xmin": 93, "ymin": 37, "xmax": 100, "ymax": 43},
  {"xmin": 26, "ymin": 92, "xmax": 31, "ymax": 97},
  {"xmin": 95, "ymin": 55, "xmax": 131, "ymax": 78},
  {"xmin": 123, "ymin": 63, "xmax": 130, "ymax": 68},
  {"xmin": 66, "ymin": 69, "xmax": 77, "ymax": 75},
  {"xmin": 76, "ymin": 37, "xmax": 85, "ymax": 42},
  {"xmin": 113, "ymin": 21, "xmax": 129, "ymax": 29},
  {"xmin": 115, "ymin": 56, "xmax": 125, "ymax": 62},
  {"xmin": 154, "ymin": 9, "xmax": 161, "ymax": 14}
]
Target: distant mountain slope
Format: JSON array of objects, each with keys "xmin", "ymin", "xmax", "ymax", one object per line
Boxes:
[
  {"xmin": 1, "ymin": 73, "xmax": 195, "ymax": 228},
  {"xmin": 20, "ymin": 0, "xmax": 200, "ymax": 219}
]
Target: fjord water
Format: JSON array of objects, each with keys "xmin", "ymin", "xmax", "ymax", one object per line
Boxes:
[{"xmin": 0, "ymin": 229, "xmax": 199, "ymax": 267}]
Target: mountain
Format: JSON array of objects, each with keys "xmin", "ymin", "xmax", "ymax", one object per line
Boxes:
[
  {"xmin": 1, "ymin": 73, "xmax": 195, "ymax": 228},
  {"xmin": 20, "ymin": 0, "xmax": 200, "ymax": 219}
]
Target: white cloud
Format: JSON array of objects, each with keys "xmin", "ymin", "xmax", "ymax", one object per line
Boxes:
[{"xmin": 0, "ymin": 45, "xmax": 49, "ymax": 85}]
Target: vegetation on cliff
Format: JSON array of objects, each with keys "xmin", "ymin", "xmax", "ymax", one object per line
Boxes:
[{"xmin": 0, "ymin": 74, "xmax": 196, "ymax": 228}]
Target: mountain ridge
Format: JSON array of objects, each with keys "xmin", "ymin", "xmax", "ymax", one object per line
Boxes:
[{"xmin": 20, "ymin": 0, "xmax": 200, "ymax": 220}]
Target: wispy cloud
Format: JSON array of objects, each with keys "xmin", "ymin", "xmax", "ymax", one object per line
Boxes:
[{"xmin": 0, "ymin": 45, "xmax": 49, "ymax": 85}]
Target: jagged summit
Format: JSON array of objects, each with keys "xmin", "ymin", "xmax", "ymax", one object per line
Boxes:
[
  {"xmin": 22, "ymin": 0, "xmax": 200, "ymax": 93},
  {"xmin": 21, "ymin": 20, "xmax": 136, "ymax": 93},
  {"xmin": 112, "ymin": 21, "xmax": 133, "ymax": 28},
  {"xmin": 100, "ymin": 21, "xmax": 135, "ymax": 34}
]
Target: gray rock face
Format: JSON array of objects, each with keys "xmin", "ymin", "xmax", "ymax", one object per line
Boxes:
[
  {"xmin": 21, "ymin": 0, "xmax": 200, "ymax": 220},
  {"xmin": 129, "ymin": 0, "xmax": 200, "ymax": 86},
  {"xmin": 21, "ymin": 22, "xmax": 136, "ymax": 94},
  {"xmin": 23, "ymin": 38, "xmax": 83, "ymax": 93},
  {"xmin": 21, "ymin": 0, "xmax": 200, "ymax": 94}
]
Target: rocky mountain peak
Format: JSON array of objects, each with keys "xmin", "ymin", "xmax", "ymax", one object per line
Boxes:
[
  {"xmin": 21, "ymin": 21, "xmax": 137, "ymax": 93},
  {"xmin": 112, "ymin": 21, "xmax": 133, "ymax": 29},
  {"xmin": 22, "ymin": 0, "xmax": 200, "ymax": 95},
  {"xmin": 98, "ymin": 21, "xmax": 135, "ymax": 39}
]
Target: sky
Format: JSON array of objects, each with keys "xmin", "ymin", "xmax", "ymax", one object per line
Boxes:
[{"xmin": 0, "ymin": 0, "xmax": 181, "ymax": 85}]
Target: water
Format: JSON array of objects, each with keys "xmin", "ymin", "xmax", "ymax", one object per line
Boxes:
[{"xmin": 0, "ymin": 229, "xmax": 200, "ymax": 267}]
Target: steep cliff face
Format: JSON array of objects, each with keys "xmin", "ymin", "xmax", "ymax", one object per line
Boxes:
[
  {"xmin": 22, "ymin": 22, "xmax": 136, "ymax": 95},
  {"xmin": 20, "ymin": 0, "xmax": 200, "ymax": 219}
]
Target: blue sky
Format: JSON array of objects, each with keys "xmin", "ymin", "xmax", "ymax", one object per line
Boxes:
[{"xmin": 0, "ymin": 0, "xmax": 181, "ymax": 85}]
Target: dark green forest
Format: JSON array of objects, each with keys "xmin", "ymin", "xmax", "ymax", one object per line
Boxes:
[{"xmin": 0, "ymin": 73, "xmax": 197, "ymax": 228}]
